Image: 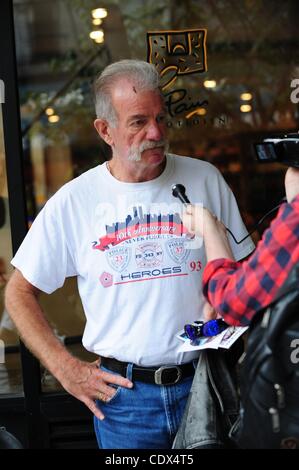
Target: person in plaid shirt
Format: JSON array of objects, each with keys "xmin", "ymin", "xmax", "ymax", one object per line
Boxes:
[{"xmin": 183, "ymin": 167, "xmax": 299, "ymax": 326}]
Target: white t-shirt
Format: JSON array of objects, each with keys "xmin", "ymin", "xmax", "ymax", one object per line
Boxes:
[{"xmin": 11, "ymin": 154, "xmax": 255, "ymax": 366}]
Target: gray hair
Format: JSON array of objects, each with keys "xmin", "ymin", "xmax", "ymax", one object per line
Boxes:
[{"xmin": 93, "ymin": 59, "xmax": 161, "ymax": 126}]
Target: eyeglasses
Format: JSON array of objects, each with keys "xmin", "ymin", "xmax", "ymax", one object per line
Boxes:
[{"xmin": 184, "ymin": 319, "xmax": 228, "ymax": 340}]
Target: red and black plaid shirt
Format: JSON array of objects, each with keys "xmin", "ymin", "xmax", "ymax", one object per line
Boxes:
[{"xmin": 203, "ymin": 195, "xmax": 299, "ymax": 326}]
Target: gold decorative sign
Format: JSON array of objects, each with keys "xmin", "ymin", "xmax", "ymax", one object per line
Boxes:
[
  {"xmin": 147, "ymin": 28, "xmax": 226, "ymax": 129},
  {"xmin": 147, "ymin": 29, "xmax": 207, "ymax": 91}
]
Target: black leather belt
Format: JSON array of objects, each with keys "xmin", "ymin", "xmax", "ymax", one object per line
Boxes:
[{"xmin": 100, "ymin": 357, "xmax": 194, "ymax": 386}]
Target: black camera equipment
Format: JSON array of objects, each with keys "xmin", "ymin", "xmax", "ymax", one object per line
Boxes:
[{"xmin": 254, "ymin": 133, "xmax": 299, "ymax": 168}]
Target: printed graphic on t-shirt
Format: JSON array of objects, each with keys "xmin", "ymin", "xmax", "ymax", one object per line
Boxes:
[
  {"xmin": 135, "ymin": 242, "xmax": 163, "ymax": 268},
  {"xmin": 99, "ymin": 271, "xmax": 114, "ymax": 288},
  {"xmin": 92, "ymin": 206, "xmax": 203, "ymax": 287},
  {"xmin": 106, "ymin": 246, "xmax": 131, "ymax": 272},
  {"xmin": 166, "ymin": 239, "xmax": 190, "ymax": 264}
]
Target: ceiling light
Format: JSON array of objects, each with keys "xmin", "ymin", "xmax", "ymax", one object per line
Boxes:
[
  {"xmin": 89, "ymin": 30, "xmax": 104, "ymax": 41},
  {"xmin": 91, "ymin": 8, "xmax": 108, "ymax": 19},
  {"xmin": 240, "ymin": 104, "xmax": 252, "ymax": 113},
  {"xmin": 203, "ymin": 80, "xmax": 217, "ymax": 89},
  {"xmin": 240, "ymin": 92, "xmax": 252, "ymax": 101},
  {"xmin": 48, "ymin": 115, "xmax": 60, "ymax": 123},
  {"xmin": 92, "ymin": 18, "xmax": 103, "ymax": 25}
]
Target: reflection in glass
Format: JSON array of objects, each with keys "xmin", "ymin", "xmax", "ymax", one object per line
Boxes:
[
  {"xmin": 11, "ymin": 0, "xmax": 299, "ymax": 392},
  {"xmin": 0, "ymin": 106, "xmax": 23, "ymax": 394},
  {"xmin": 13, "ymin": 0, "xmax": 107, "ymax": 391}
]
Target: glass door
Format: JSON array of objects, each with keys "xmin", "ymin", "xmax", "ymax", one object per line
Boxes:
[
  {"xmin": 1, "ymin": 0, "xmax": 97, "ymax": 449},
  {"xmin": 3, "ymin": 0, "xmax": 299, "ymax": 448}
]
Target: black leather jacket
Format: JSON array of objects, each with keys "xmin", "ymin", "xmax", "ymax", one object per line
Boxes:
[{"xmin": 173, "ymin": 348, "xmax": 240, "ymax": 449}]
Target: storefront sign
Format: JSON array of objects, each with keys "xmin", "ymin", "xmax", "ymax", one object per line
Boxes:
[
  {"xmin": 147, "ymin": 28, "xmax": 224, "ymax": 128},
  {"xmin": 164, "ymin": 88, "xmax": 208, "ymax": 118},
  {"xmin": 147, "ymin": 29, "xmax": 207, "ymax": 91},
  {"xmin": 165, "ymin": 115, "xmax": 227, "ymax": 129}
]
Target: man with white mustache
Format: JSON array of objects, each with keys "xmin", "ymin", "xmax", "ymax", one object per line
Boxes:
[
  {"xmin": 128, "ymin": 139, "xmax": 169, "ymax": 162},
  {"xmin": 5, "ymin": 60, "xmax": 254, "ymax": 449}
]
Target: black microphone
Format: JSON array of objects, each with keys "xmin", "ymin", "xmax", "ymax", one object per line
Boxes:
[{"xmin": 172, "ymin": 184, "xmax": 191, "ymax": 204}]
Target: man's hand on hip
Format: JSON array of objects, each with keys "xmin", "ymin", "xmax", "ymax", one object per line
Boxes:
[{"xmin": 58, "ymin": 357, "xmax": 133, "ymax": 420}]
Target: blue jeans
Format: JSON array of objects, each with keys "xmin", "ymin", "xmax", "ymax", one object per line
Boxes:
[{"xmin": 94, "ymin": 363, "xmax": 194, "ymax": 449}]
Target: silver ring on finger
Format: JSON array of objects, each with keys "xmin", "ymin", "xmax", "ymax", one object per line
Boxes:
[{"xmin": 98, "ymin": 391, "xmax": 107, "ymax": 402}]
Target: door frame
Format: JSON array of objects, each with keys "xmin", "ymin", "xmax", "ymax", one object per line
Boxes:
[{"xmin": 0, "ymin": 0, "xmax": 95, "ymax": 449}]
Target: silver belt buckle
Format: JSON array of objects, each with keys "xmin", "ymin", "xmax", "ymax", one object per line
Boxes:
[{"xmin": 154, "ymin": 366, "xmax": 182, "ymax": 385}]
